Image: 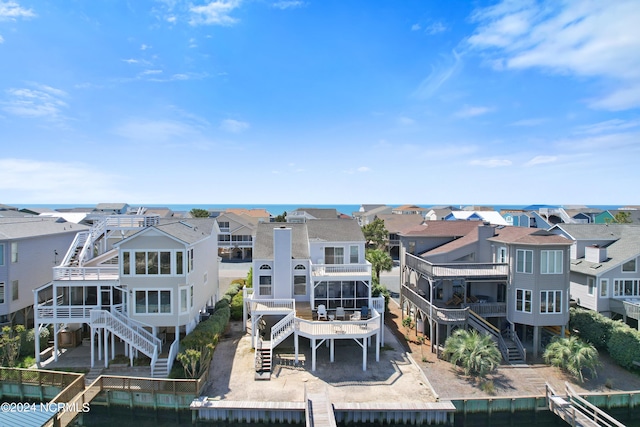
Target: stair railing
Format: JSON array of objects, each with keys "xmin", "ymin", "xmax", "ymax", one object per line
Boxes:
[
  {"xmin": 467, "ymin": 309, "xmax": 509, "ymax": 361},
  {"xmin": 502, "ymin": 327, "xmax": 526, "ymax": 362},
  {"xmin": 271, "ymin": 311, "xmax": 296, "ymax": 348}
]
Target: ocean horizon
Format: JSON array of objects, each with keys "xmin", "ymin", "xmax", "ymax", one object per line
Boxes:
[{"xmin": 9, "ymin": 203, "xmax": 628, "ymax": 217}]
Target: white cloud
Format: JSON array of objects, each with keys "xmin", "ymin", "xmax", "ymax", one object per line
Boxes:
[
  {"xmin": 397, "ymin": 116, "xmax": 415, "ymax": 126},
  {"xmin": 0, "ymin": 34, "xmax": 4, "ymax": 43},
  {"xmin": 140, "ymin": 44, "xmax": 150, "ymax": 50},
  {"xmin": 525, "ymin": 155, "xmax": 557, "ymax": 166},
  {"xmin": 467, "ymin": 0, "xmax": 640, "ymax": 111},
  {"xmin": 454, "ymin": 105, "xmax": 494, "ymax": 118},
  {"xmin": 141, "ymin": 69, "xmax": 163, "ymax": 75},
  {"xmin": 357, "ymin": 166, "xmax": 371, "ymax": 172},
  {"xmin": 574, "ymin": 119, "xmax": 640, "ymax": 135},
  {"xmin": 272, "ymin": 1, "xmax": 305, "ymax": 10},
  {"xmin": 509, "ymin": 118, "xmax": 548, "ymax": 127},
  {"xmin": 0, "ymin": 1, "xmax": 35, "ymax": 21},
  {"xmin": 113, "ymin": 119, "xmax": 202, "ymax": 143},
  {"xmin": 189, "ymin": 0, "xmax": 241, "ymax": 26},
  {"xmin": 414, "ymin": 50, "xmax": 462, "ymax": 99},
  {"xmin": 2, "ymin": 84, "xmax": 68, "ymax": 120},
  {"xmin": 469, "ymin": 158, "xmax": 512, "ymax": 167},
  {"xmin": 220, "ymin": 118, "xmax": 249, "ymax": 133},
  {"xmin": 425, "ymin": 22, "xmax": 447, "ymax": 35},
  {"xmin": 0, "ymin": 158, "xmax": 127, "ymax": 203},
  {"xmin": 411, "ymin": 23, "xmax": 421, "ymax": 31}
]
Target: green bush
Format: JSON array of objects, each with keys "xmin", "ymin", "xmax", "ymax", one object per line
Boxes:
[
  {"xmin": 607, "ymin": 327, "xmax": 640, "ymax": 369},
  {"xmin": 20, "ymin": 328, "xmax": 50, "ymax": 357},
  {"xmin": 230, "ymin": 291, "xmax": 244, "ymax": 321},
  {"xmin": 570, "ymin": 308, "xmax": 621, "ymax": 350}
]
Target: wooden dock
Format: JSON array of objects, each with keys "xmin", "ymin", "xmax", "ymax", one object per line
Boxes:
[
  {"xmin": 306, "ymin": 392, "xmax": 337, "ymax": 427},
  {"xmin": 546, "ymin": 382, "xmax": 625, "ymax": 427}
]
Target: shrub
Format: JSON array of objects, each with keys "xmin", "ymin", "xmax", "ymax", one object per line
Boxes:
[
  {"xmin": 607, "ymin": 327, "xmax": 640, "ymax": 369},
  {"xmin": 543, "ymin": 336, "xmax": 600, "ymax": 382},
  {"xmin": 570, "ymin": 308, "xmax": 621, "ymax": 350},
  {"xmin": 230, "ymin": 291, "xmax": 244, "ymax": 321},
  {"xmin": 443, "ymin": 329, "xmax": 501, "ymax": 378}
]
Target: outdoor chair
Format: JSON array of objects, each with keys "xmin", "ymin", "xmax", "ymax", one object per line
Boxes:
[
  {"xmin": 317, "ymin": 304, "xmax": 328, "ymax": 321},
  {"xmin": 335, "ymin": 307, "xmax": 346, "ymax": 320},
  {"xmin": 360, "ymin": 306, "xmax": 370, "ymax": 319}
]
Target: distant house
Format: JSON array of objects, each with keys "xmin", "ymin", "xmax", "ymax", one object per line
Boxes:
[
  {"xmin": 376, "ymin": 213, "xmax": 424, "ymax": 260},
  {"xmin": 501, "ymin": 210, "xmax": 536, "ymax": 227},
  {"xmin": 399, "ymin": 221, "xmax": 572, "ymax": 359},
  {"xmin": 286, "ymin": 208, "xmax": 339, "ymax": 223},
  {"xmin": 444, "ymin": 210, "xmax": 508, "ymax": 226},
  {"xmin": 244, "ymin": 218, "xmax": 384, "ymax": 373},
  {"xmin": 392, "ymin": 205, "xmax": 429, "ymax": 216},
  {"xmin": 353, "ymin": 205, "xmax": 392, "ymax": 227},
  {"xmin": 550, "ymin": 223, "xmax": 640, "ymax": 328},
  {"xmin": 424, "ymin": 206, "xmax": 459, "ymax": 221},
  {"xmin": 33, "ymin": 215, "xmax": 220, "ymax": 377},
  {"xmin": 94, "ymin": 203, "xmax": 130, "ymax": 215},
  {"xmin": 216, "ymin": 211, "xmax": 263, "ymax": 260},
  {"xmin": 0, "ymin": 217, "xmax": 86, "ymax": 326}
]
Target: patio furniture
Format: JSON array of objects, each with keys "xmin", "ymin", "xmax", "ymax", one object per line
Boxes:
[
  {"xmin": 317, "ymin": 304, "xmax": 328, "ymax": 321},
  {"xmin": 360, "ymin": 306, "xmax": 369, "ymax": 319},
  {"xmin": 350, "ymin": 312, "xmax": 361, "ymax": 321},
  {"xmin": 335, "ymin": 307, "xmax": 346, "ymax": 320}
]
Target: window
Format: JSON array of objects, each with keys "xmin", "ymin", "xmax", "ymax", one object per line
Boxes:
[
  {"xmin": 516, "ymin": 289, "xmax": 531, "ymax": 313},
  {"xmin": 12, "ymin": 280, "xmax": 18, "ymax": 301},
  {"xmin": 516, "ymin": 250, "xmax": 533, "ymax": 274},
  {"xmin": 0, "ymin": 282, "xmax": 4, "ymax": 304},
  {"xmin": 587, "ymin": 277, "xmax": 595, "ymax": 296},
  {"xmin": 600, "ymin": 279, "xmax": 608, "ymax": 298},
  {"xmin": 497, "ymin": 284, "xmax": 506, "ymax": 303},
  {"xmin": 218, "ymin": 221, "xmax": 230, "ymax": 231},
  {"xmin": 160, "ymin": 252, "xmax": 171, "ymax": 274},
  {"xmin": 180, "ymin": 288, "xmax": 188, "ymax": 313},
  {"xmin": 187, "ymin": 249, "xmax": 194, "ymax": 272},
  {"xmin": 294, "ymin": 275, "xmax": 306, "ymax": 296},
  {"xmin": 614, "ymin": 279, "xmax": 640, "ymax": 297},
  {"xmin": 11, "ymin": 242, "xmax": 18, "ymax": 263},
  {"xmin": 325, "ymin": 247, "xmax": 344, "ymax": 265},
  {"xmin": 135, "ymin": 290, "xmax": 171, "ymax": 314},
  {"xmin": 176, "ymin": 251, "xmax": 184, "ymax": 275},
  {"xmin": 122, "ymin": 252, "xmax": 130, "ymax": 275},
  {"xmin": 259, "ymin": 276, "xmax": 272, "ymax": 296},
  {"xmin": 497, "ymin": 247, "xmax": 507, "ymax": 263},
  {"xmin": 623, "ymin": 259, "xmax": 637, "ymax": 272},
  {"xmin": 540, "ymin": 290, "xmax": 562, "ymax": 313},
  {"xmin": 541, "ymin": 250, "xmax": 563, "ymax": 274},
  {"xmin": 313, "ymin": 280, "xmax": 369, "ymax": 309},
  {"xmin": 350, "ymin": 246, "xmax": 359, "ymax": 264},
  {"xmin": 190, "ymin": 285, "xmax": 194, "ymax": 309},
  {"xmin": 0, "ymin": 244, "xmax": 4, "ymax": 266}
]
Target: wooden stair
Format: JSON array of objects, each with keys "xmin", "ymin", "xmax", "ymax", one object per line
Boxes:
[
  {"xmin": 504, "ymin": 338, "xmax": 525, "ymax": 365},
  {"xmin": 255, "ymin": 341, "xmax": 272, "ymax": 381}
]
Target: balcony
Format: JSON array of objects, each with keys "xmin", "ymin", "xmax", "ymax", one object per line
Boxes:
[
  {"xmin": 310, "ymin": 262, "xmax": 372, "ymax": 278},
  {"xmin": 53, "ymin": 266, "xmax": 119, "ymax": 281},
  {"xmin": 402, "ymin": 284, "xmax": 468, "ymax": 324},
  {"xmin": 405, "ymin": 253, "xmax": 508, "ymax": 280}
]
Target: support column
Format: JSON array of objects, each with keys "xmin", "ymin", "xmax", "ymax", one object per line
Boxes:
[
  {"xmin": 111, "ymin": 332, "xmax": 115, "ymax": 360},
  {"xmin": 53, "ymin": 323, "xmax": 59, "ymax": 362},
  {"xmin": 104, "ymin": 329, "xmax": 109, "ymax": 368},
  {"xmin": 98, "ymin": 329, "xmax": 102, "ymax": 361},
  {"xmin": 34, "ymin": 324, "xmax": 40, "ymax": 363},
  {"xmin": 330, "ymin": 339, "xmax": 334, "ymax": 363},
  {"xmin": 90, "ymin": 327, "xmax": 95, "ymax": 368},
  {"xmin": 376, "ymin": 332, "xmax": 380, "ymax": 362},
  {"xmin": 311, "ymin": 338, "xmax": 316, "ymax": 371},
  {"xmin": 533, "ymin": 326, "xmax": 540, "ymax": 359},
  {"xmin": 362, "ymin": 338, "xmax": 367, "ymax": 371},
  {"xmin": 294, "ymin": 332, "xmax": 299, "ymax": 364}
]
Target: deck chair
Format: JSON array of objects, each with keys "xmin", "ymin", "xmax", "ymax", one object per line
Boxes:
[
  {"xmin": 317, "ymin": 304, "xmax": 328, "ymax": 321},
  {"xmin": 360, "ymin": 306, "xmax": 369, "ymax": 319},
  {"xmin": 335, "ymin": 307, "xmax": 346, "ymax": 320}
]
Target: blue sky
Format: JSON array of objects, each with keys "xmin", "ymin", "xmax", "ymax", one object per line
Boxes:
[{"xmin": 2, "ymin": 0, "xmax": 640, "ymax": 206}]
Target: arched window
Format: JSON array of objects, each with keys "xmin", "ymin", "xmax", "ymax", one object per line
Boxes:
[
  {"xmin": 260, "ymin": 264, "xmax": 272, "ymax": 270},
  {"xmin": 294, "ymin": 264, "xmax": 305, "ymax": 270}
]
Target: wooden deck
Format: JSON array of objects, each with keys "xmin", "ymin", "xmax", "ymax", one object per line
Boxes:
[
  {"xmin": 546, "ymin": 382, "xmax": 624, "ymax": 427},
  {"xmin": 307, "ymin": 392, "xmax": 337, "ymax": 427}
]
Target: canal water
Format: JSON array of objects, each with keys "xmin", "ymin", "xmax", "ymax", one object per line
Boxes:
[{"xmin": 78, "ymin": 405, "xmax": 640, "ymax": 427}]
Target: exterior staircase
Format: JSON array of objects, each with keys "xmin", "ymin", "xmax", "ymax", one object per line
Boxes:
[
  {"xmin": 255, "ymin": 340, "xmax": 272, "ymax": 380},
  {"xmin": 90, "ymin": 310, "xmax": 162, "ymax": 375},
  {"xmin": 503, "ymin": 337, "xmax": 526, "ymax": 364},
  {"xmin": 254, "ymin": 311, "xmax": 296, "ymax": 380},
  {"xmin": 152, "ymin": 357, "xmax": 170, "ymax": 378},
  {"xmin": 84, "ymin": 366, "xmax": 103, "ymax": 385},
  {"xmin": 467, "ymin": 310, "xmax": 526, "ymax": 364}
]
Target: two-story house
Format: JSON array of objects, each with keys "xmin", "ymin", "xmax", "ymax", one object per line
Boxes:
[
  {"xmin": 33, "ymin": 215, "xmax": 219, "ymax": 377},
  {"xmin": 0, "ymin": 217, "xmax": 86, "ymax": 327},
  {"xmin": 243, "ymin": 219, "xmax": 385, "ymax": 375},
  {"xmin": 216, "ymin": 211, "xmax": 262, "ymax": 260},
  {"xmin": 399, "ymin": 221, "xmax": 571, "ymax": 360},
  {"xmin": 550, "ymin": 223, "xmax": 640, "ymax": 328}
]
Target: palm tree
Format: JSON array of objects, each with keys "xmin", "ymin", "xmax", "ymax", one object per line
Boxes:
[
  {"xmin": 443, "ymin": 329, "xmax": 501, "ymax": 377},
  {"xmin": 543, "ymin": 336, "xmax": 600, "ymax": 382},
  {"xmin": 366, "ymin": 249, "xmax": 393, "ymax": 282}
]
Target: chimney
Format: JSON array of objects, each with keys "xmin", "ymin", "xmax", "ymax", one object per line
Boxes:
[
  {"xmin": 273, "ymin": 227, "xmax": 293, "ymax": 299},
  {"xmin": 585, "ymin": 245, "xmax": 607, "ymax": 263}
]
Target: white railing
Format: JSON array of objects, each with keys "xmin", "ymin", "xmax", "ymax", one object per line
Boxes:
[
  {"xmin": 166, "ymin": 339, "xmax": 180, "ymax": 375},
  {"xmin": 467, "ymin": 310, "xmax": 509, "ymax": 361},
  {"xmin": 217, "ymin": 241, "xmax": 253, "ymax": 247},
  {"xmin": 462, "ymin": 302, "xmax": 507, "ymax": 317},
  {"xmin": 60, "ymin": 231, "xmax": 88, "ymax": 267},
  {"xmin": 53, "ymin": 266, "xmax": 119, "ymax": 281},
  {"xmin": 271, "ymin": 311, "xmax": 296, "ymax": 348},
  {"xmin": 36, "ymin": 306, "xmax": 94, "ymax": 321},
  {"xmin": 90, "ymin": 310, "xmax": 159, "ymax": 362},
  {"xmin": 249, "ymin": 298, "xmax": 295, "ymax": 313},
  {"xmin": 112, "ymin": 309, "xmax": 161, "ymax": 350},
  {"xmin": 295, "ymin": 310, "xmax": 381, "ymax": 338},
  {"xmin": 405, "ymin": 253, "xmax": 508, "ymax": 279},
  {"xmin": 503, "ymin": 328, "xmax": 526, "ymax": 362},
  {"xmin": 310, "ymin": 263, "xmax": 372, "ymax": 276}
]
